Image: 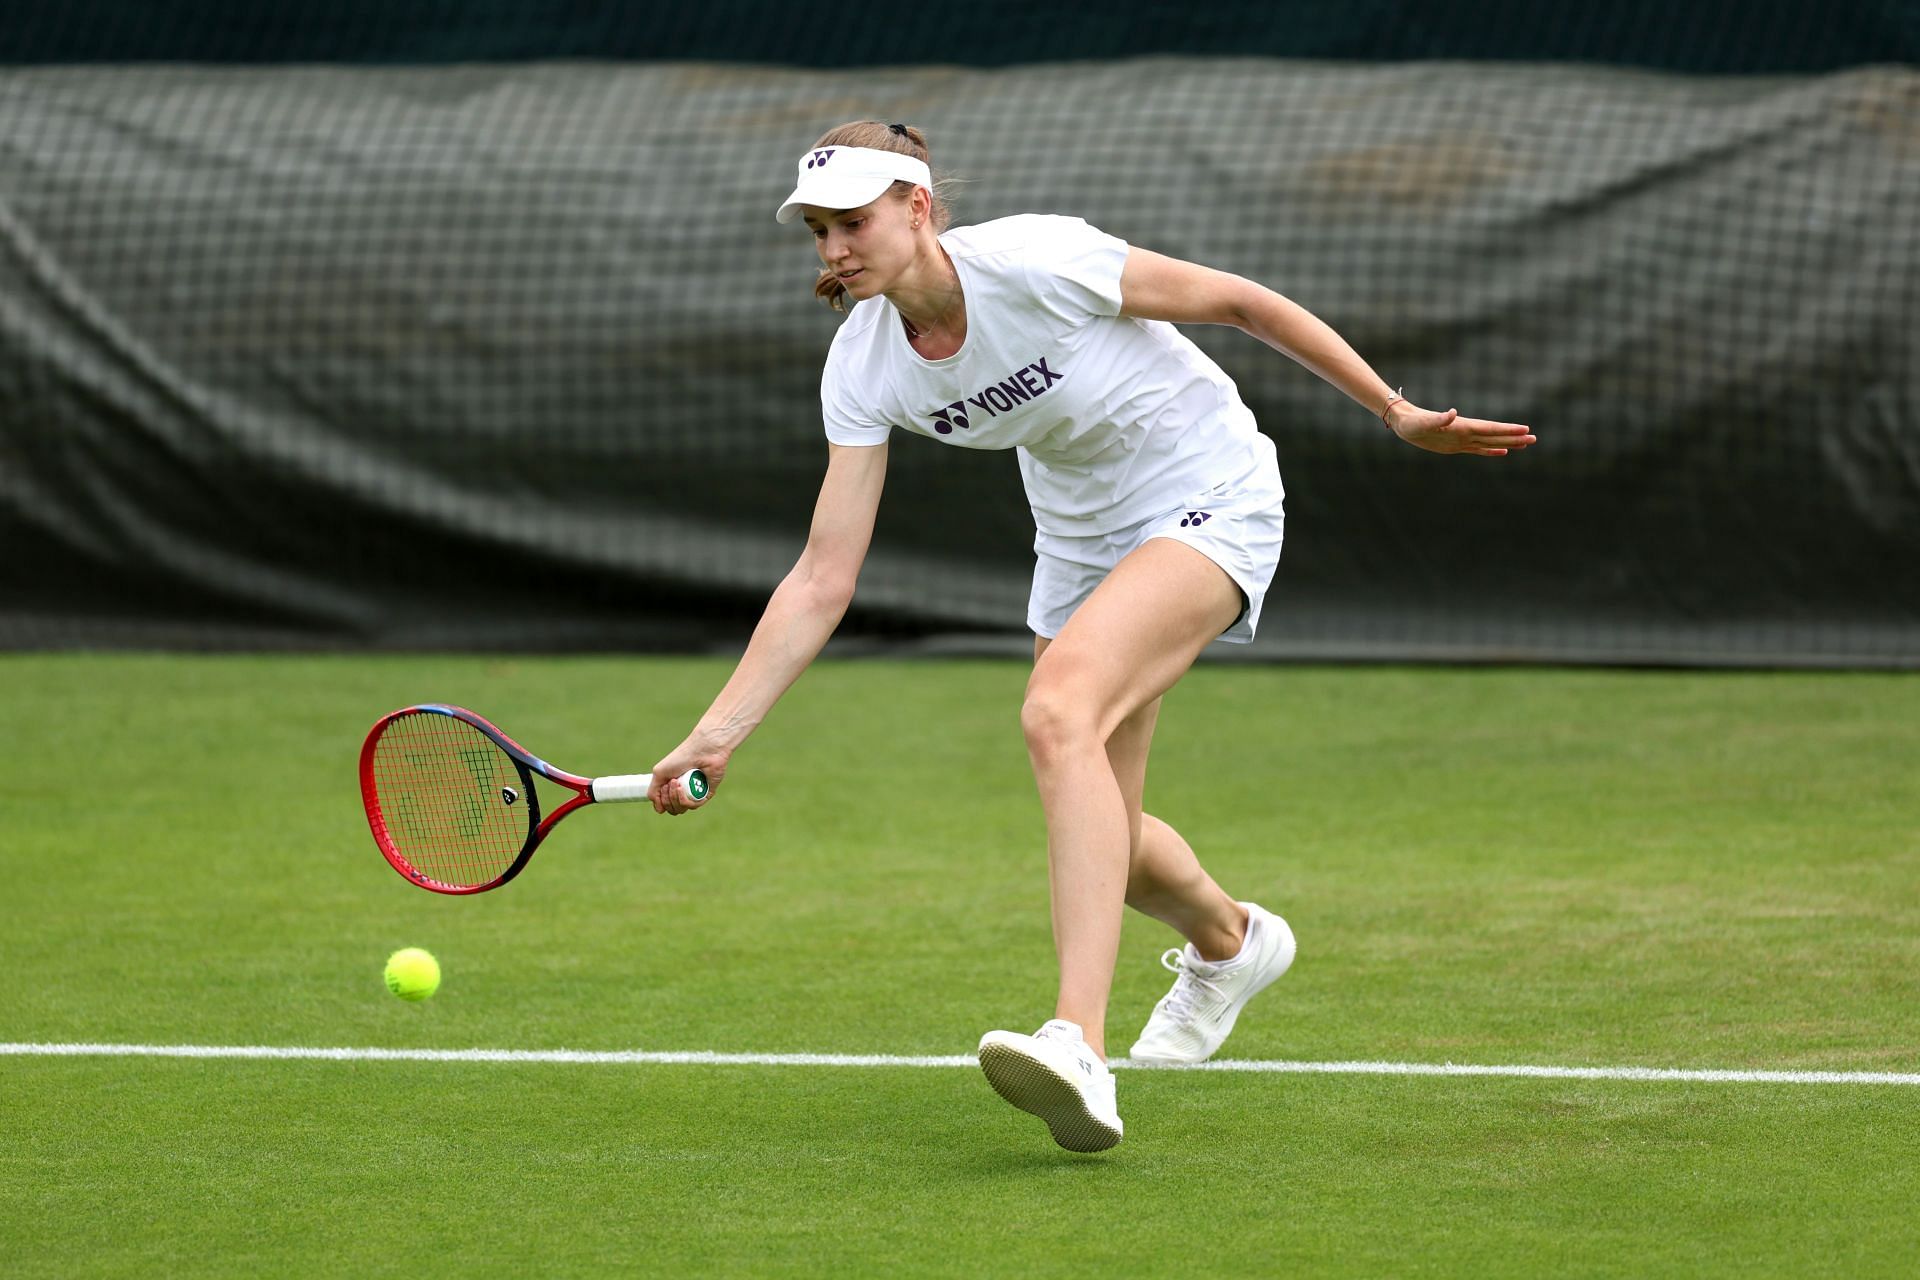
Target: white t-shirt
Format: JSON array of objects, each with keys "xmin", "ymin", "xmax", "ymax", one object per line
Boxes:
[{"xmin": 820, "ymin": 214, "xmax": 1274, "ymax": 536}]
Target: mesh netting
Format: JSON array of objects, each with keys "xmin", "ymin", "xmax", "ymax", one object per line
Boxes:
[{"xmin": 1, "ymin": 59, "xmax": 1915, "ymax": 663}]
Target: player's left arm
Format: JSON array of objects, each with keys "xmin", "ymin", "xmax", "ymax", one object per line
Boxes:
[{"xmin": 1117, "ymin": 247, "xmax": 1535, "ymax": 458}]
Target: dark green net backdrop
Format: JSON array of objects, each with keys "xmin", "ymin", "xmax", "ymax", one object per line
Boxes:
[
  {"xmin": 5, "ymin": 1, "xmax": 1917, "ymax": 71},
  {"xmin": 1, "ymin": 5, "xmax": 1916, "ymax": 664}
]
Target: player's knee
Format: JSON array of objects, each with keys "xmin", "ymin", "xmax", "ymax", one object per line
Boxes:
[{"xmin": 1020, "ymin": 686, "xmax": 1098, "ymax": 765}]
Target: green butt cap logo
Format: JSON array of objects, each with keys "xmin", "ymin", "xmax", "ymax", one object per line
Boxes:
[{"xmin": 687, "ymin": 771, "xmax": 710, "ymax": 802}]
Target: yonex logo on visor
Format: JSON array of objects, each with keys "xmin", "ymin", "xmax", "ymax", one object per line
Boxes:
[{"xmin": 775, "ymin": 146, "xmax": 936, "ymax": 223}]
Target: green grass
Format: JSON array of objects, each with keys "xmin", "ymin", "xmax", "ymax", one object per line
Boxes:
[{"xmin": 2, "ymin": 655, "xmax": 1917, "ymax": 1276}]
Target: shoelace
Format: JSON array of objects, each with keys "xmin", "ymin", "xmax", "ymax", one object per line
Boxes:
[{"xmin": 1154, "ymin": 948, "xmax": 1226, "ymax": 1023}]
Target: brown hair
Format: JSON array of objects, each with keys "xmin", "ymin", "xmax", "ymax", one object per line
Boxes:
[{"xmin": 807, "ymin": 121, "xmax": 954, "ymax": 313}]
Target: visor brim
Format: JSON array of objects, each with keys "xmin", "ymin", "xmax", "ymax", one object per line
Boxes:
[{"xmin": 775, "ymin": 174, "xmax": 910, "ymax": 224}]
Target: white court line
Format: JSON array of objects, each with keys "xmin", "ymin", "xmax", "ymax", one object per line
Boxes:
[{"xmin": 3, "ymin": 1042, "xmax": 1916, "ymax": 1086}]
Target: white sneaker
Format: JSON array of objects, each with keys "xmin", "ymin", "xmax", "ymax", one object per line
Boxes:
[
  {"xmin": 1127, "ymin": 902, "xmax": 1295, "ymax": 1064},
  {"xmin": 977, "ymin": 1019, "xmax": 1123, "ymax": 1152}
]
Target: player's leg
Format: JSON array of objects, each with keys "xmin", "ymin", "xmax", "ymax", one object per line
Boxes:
[
  {"xmin": 1109, "ymin": 659, "xmax": 1295, "ymax": 1067},
  {"xmin": 979, "ymin": 538, "xmax": 1237, "ymax": 1151},
  {"xmin": 1133, "ymin": 817, "xmax": 1250, "ymax": 959},
  {"xmin": 1029, "ymin": 547, "xmax": 1296, "ymax": 1069},
  {"xmin": 1032, "ymin": 643, "xmax": 1249, "ymax": 963},
  {"xmin": 1106, "ymin": 693, "xmax": 1249, "ymax": 962},
  {"xmin": 1019, "ymin": 536, "xmax": 1243, "ymax": 1059},
  {"xmin": 1073, "ymin": 646, "xmax": 1296, "ymax": 1069}
]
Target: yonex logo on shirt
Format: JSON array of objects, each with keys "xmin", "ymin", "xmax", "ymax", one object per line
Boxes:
[
  {"xmin": 1180, "ymin": 511, "xmax": 1212, "ymax": 527},
  {"xmin": 807, "ymin": 149, "xmax": 836, "ymax": 168},
  {"xmin": 924, "ymin": 358, "xmax": 1065, "ymax": 434},
  {"xmin": 929, "ymin": 401, "xmax": 970, "ymax": 435}
]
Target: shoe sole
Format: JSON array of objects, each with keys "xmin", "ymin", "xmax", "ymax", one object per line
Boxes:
[
  {"xmin": 977, "ymin": 1039, "xmax": 1122, "ymax": 1153},
  {"xmin": 1128, "ymin": 911, "xmax": 1297, "ymax": 1065}
]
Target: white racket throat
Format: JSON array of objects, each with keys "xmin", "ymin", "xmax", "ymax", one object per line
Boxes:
[{"xmin": 590, "ymin": 770, "xmax": 708, "ymax": 804}]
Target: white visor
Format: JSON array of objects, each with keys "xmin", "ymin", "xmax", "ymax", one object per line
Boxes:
[{"xmin": 775, "ymin": 145, "xmax": 933, "ymax": 224}]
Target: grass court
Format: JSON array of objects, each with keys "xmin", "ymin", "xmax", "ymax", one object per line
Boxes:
[{"xmin": 3, "ymin": 654, "xmax": 1916, "ymax": 1276}]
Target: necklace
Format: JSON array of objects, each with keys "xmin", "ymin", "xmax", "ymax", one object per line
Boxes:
[{"xmin": 901, "ymin": 262, "xmax": 963, "ymax": 340}]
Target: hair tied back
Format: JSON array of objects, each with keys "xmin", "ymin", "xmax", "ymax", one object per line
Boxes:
[{"xmin": 889, "ymin": 122, "xmax": 909, "ymax": 137}]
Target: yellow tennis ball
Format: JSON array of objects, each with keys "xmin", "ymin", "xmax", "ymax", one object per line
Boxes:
[{"xmin": 384, "ymin": 947, "xmax": 441, "ymax": 1002}]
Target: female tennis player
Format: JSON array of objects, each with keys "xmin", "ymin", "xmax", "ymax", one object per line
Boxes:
[{"xmin": 647, "ymin": 121, "xmax": 1533, "ymax": 1152}]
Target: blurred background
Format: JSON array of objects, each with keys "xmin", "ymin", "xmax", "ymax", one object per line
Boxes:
[{"xmin": 1, "ymin": 1, "xmax": 1915, "ymax": 665}]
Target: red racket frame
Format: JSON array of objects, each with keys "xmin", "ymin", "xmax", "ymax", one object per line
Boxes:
[{"xmin": 360, "ymin": 703, "xmax": 599, "ymax": 895}]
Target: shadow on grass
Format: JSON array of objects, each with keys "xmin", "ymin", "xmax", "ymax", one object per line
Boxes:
[{"xmin": 947, "ymin": 1146, "xmax": 1125, "ymax": 1176}]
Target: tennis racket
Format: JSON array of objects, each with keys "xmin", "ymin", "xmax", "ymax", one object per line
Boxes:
[{"xmin": 360, "ymin": 703, "xmax": 708, "ymax": 895}]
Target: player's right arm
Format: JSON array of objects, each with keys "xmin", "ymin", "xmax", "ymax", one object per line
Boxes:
[{"xmin": 646, "ymin": 441, "xmax": 888, "ymax": 813}]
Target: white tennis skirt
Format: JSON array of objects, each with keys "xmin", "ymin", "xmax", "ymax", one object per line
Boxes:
[{"xmin": 1027, "ymin": 433, "xmax": 1286, "ymax": 645}]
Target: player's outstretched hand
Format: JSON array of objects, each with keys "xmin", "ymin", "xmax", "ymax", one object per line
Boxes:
[
  {"xmin": 648, "ymin": 739, "xmax": 727, "ymax": 815},
  {"xmin": 1389, "ymin": 403, "xmax": 1536, "ymax": 457}
]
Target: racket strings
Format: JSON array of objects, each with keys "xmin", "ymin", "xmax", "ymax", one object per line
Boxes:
[{"xmin": 369, "ymin": 713, "xmax": 531, "ymax": 889}]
